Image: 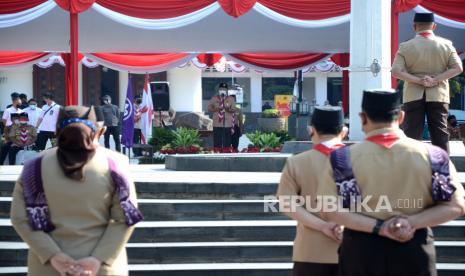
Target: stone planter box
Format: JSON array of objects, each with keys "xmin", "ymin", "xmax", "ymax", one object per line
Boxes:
[{"xmin": 257, "ymin": 117, "xmax": 286, "ymax": 132}]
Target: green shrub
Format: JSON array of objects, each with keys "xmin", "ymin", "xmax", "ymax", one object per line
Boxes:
[
  {"xmin": 149, "ymin": 127, "xmax": 175, "ymax": 152},
  {"xmin": 271, "ymin": 130, "xmax": 293, "ymax": 143},
  {"xmin": 246, "ymin": 131, "xmax": 282, "ymax": 151},
  {"xmin": 172, "ymin": 127, "xmax": 202, "ymax": 149},
  {"xmin": 261, "ymin": 109, "xmax": 281, "ymax": 118},
  {"xmin": 246, "ymin": 131, "xmax": 262, "ymax": 147}
]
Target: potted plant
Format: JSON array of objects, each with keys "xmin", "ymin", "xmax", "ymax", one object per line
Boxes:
[
  {"xmin": 257, "ymin": 109, "xmax": 286, "ymax": 132},
  {"xmin": 160, "ymin": 127, "xmax": 202, "ymax": 154}
]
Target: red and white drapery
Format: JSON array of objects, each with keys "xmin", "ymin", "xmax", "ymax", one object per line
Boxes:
[
  {"xmin": 391, "ymin": 0, "xmax": 465, "ymax": 87},
  {"xmin": 3, "ymin": 52, "xmax": 336, "ymax": 73},
  {"xmin": 0, "ymin": 1, "xmax": 351, "ymax": 29}
]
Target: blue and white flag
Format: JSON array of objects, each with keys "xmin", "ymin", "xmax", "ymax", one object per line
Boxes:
[{"xmin": 121, "ymin": 74, "xmax": 135, "ymax": 148}]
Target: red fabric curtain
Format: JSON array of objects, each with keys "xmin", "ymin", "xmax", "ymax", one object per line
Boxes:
[
  {"xmin": 54, "ymin": 0, "xmax": 95, "ymax": 13},
  {"xmin": 197, "ymin": 53, "xmax": 223, "ymax": 66},
  {"xmin": 331, "ymin": 53, "xmax": 349, "ymax": 115},
  {"xmin": 0, "ymin": 52, "xmax": 49, "ymax": 66},
  {"xmin": 95, "ymin": 0, "xmax": 215, "ymax": 19},
  {"xmin": 229, "ymin": 53, "xmax": 329, "ymax": 70},
  {"xmin": 218, "ymin": 0, "xmax": 256, "ymax": 17},
  {"xmin": 0, "ymin": 0, "xmax": 47, "ymax": 14},
  {"xmin": 258, "ymin": 0, "xmax": 350, "ymax": 20},
  {"xmin": 90, "ymin": 53, "xmax": 191, "ymax": 66},
  {"xmin": 422, "ymin": 0, "xmax": 465, "ymax": 23}
]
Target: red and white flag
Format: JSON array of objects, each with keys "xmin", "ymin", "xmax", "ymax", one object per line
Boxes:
[{"xmin": 140, "ymin": 74, "xmax": 153, "ymax": 144}]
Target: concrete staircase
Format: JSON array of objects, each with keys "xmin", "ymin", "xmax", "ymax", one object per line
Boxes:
[{"xmin": 0, "ymin": 163, "xmax": 464, "ymax": 275}]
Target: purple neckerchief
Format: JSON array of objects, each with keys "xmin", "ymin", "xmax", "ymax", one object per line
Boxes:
[
  {"xmin": 330, "ymin": 146, "xmax": 361, "ymax": 208},
  {"xmin": 425, "ymin": 144, "xmax": 456, "ymax": 201},
  {"xmin": 21, "ymin": 156, "xmax": 143, "ymax": 232}
]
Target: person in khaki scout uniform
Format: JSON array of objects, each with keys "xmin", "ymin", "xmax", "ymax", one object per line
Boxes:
[
  {"xmin": 208, "ymin": 82, "xmax": 236, "ymax": 148},
  {"xmin": 318, "ymin": 90, "xmax": 465, "ymax": 276},
  {"xmin": 10, "ymin": 106, "xmax": 143, "ymax": 276},
  {"xmin": 277, "ymin": 106, "xmax": 346, "ymax": 276},
  {"xmin": 392, "ymin": 12, "xmax": 463, "ymax": 153}
]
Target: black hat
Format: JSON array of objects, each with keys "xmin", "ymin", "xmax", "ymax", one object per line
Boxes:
[
  {"xmin": 19, "ymin": 93, "xmax": 27, "ymax": 99},
  {"xmin": 414, "ymin": 13, "xmax": 434, "ymax": 23},
  {"xmin": 362, "ymin": 89, "xmax": 401, "ymax": 113},
  {"xmin": 219, "ymin": 83, "xmax": 228, "ymax": 89},
  {"xmin": 311, "ymin": 106, "xmax": 344, "ymax": 129},
  {"xmin": 18, "ymin": 112, "xmax": 28, "ymax": 118},
  {"xmin": 10, "ymin": 92, "xmax": 20, "ymax": 99},
  {"xmin": 42, "ymin": 92, "xmax": 54, "ymax": 99}
]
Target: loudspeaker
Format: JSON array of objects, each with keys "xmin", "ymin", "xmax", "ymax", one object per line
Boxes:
[{"xmin": 150, "ymin": 82, "xmax": 170, "ymax": 111}]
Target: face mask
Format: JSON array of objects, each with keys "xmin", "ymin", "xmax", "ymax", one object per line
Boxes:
[
  {"xmin": 29, "ymin": 104, "xmax": 36, "ymax": 110},
  {"xmin": 219, "ymin": 89, "xmax": 227, "ymax": 97}
]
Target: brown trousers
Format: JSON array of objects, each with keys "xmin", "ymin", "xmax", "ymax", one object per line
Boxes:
[
  {"xmin": 293, "ymin": 262, "xmax": 338, "ymax": 276},
  {"xmin": 338, "ymin": 228, "xmax": 436, "ymax": 276},
  {"xmin": 402, "ymin": 95, "xmax": 449, "ymax": 153}
]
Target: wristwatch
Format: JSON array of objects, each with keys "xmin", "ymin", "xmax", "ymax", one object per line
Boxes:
[{"xmin": 372, "ymin": 219, "xmax": 384, "ymax": 235}]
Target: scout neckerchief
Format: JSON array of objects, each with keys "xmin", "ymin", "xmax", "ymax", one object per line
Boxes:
[
  {"xmin": 418, "ymin": 31, "xmax": 433, "ymax": 38},
  {"xmin": 21, "ymin": 153, "xmax": 144, "ymax": 233},
  {"xmin": 313, "ymin": 141, "xmax": 345, "ymax": 156},
  {"xmin": 366, "ymin": 132, "xmax": 401, "ymax": 149},
  {"xmin": 330, "ymin": 132, "xmax": 456, "ymax": 209},
  {"xmin": 217, "ymin": 95, "xmax": 225, "ymax": 124}
]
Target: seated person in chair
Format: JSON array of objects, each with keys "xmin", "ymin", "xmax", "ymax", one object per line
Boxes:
[{"xmin": 7, "ymin": 113, "xmax": 37, "ymax": 165}]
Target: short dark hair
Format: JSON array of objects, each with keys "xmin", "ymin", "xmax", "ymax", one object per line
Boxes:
[
  {"xmin": 19, "ymin": 93, "xmax": 27, "ymax": 100},
  {"xmin": 42, "ymin": 92, "xmax": 54, "ymax": 100},
  {"xmin": 312, "ymin": 124, "xmax": 344, "ymax": 136},
  {"xmin": 28, "ymin": 98, "xmax": 37, "ymax": 104},
  {"xmin": 364, "ymin": 108, "xmax": 401, "ymax": 123},
  {"xmin": 11, "ymin": 92, "xmax": 20, "ymax": 99}
]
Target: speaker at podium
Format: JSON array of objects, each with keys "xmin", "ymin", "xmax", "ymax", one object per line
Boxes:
[{"xmin": 150, "ymin": 81, "xmax": 170, "ymax": 111}]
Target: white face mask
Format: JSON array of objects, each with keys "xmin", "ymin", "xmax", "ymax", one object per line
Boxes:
[
  {"xmin": 29, "ymin": 104, "xmax": 36, "ymax": 110},
  {"xmin": 219, "ymin": 89, "xmax": 227, "ymax": 96}
]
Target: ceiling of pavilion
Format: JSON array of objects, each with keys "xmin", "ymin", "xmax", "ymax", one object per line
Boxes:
[{"xmin": 0, "ymin": 7, "xmax": 463, "ymax": 54}]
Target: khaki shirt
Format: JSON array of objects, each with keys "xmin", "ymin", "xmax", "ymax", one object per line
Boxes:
[
  {"xmin": 277, "ymin": 149, "xmax": 339, "ymax": 264},
  {"xmin": 392, "ymin": 32, "xmax": 462, "ymax": 103},
  {"xmin": 317, "ymin": 128, "xmax": 465, "ymax": 220},
  {"xmin": 10, "ymin": 147, "xmax": 137, "ymax": 276},
  {"xmin": 208, "ymin": 96, "xmax": 236, "ymax": 128}
]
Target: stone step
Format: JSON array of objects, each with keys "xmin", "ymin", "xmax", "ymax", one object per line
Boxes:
[
  {"xmin": 4, "ymin": 198, "xmax": 465, "ymax": 221},
  {"xmin": 1, "ymin": 220, "xmax": 464, "ymax": 243},
  {"xmin": 0, "ymin": 198, "xmax": 285, "ymax": 220},
  {"xmin": 0, "ymin": 263, "xmax": 464, "ymax": 275},
  {"xmin": 0, "ymin": 241, "xmax": 464, "ymax": 267}
]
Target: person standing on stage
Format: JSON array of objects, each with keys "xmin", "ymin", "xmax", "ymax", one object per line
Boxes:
[
  {"xmin": 318, "ymin": 89, "xmax": 465, "ymax": 276},
  {"xmin": 101, "ymin": 95, "xmax": 121, "ymax": 152},
  {"xmin": 35, "ymin": 92, "xmax": 60, "ymax": 151},
  {"xmin": 23, "ymin": 99, "xmax": 43, "ymax": 128},
  {"xmin": 208, "ymin": 83, "xmax": 236, "ymax": 148},
  {"xmin": 392, "ymin": 12, "xmax": 463, "ymax": 153},
  {"xmin": 277, "ymin": 106, "xmax": 346, "ymax": 276}
]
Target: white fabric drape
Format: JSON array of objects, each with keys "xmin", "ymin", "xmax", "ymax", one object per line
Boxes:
[
  {"xmin": 0, "ymin": 1, "xmax": 56, "ymax": 28},
  {"xmin": 81, "ymin": 57, "xmax": 99, "ymax": 68},
  {"xmin": 91, "ymin": 2, "xmax": 220, "ymax": 30},
  {"xmin": 84, "ymin": 53, "xmax": 198, "ymax": 74},
  {"xmin": 253, "ymin": 3, "xmax": 349, "ymax": 28},
  {"xmin": 415, "ymin": 5, "xmax": 465, "ymax": 30},
  {"xmin": 36, "ymin": 54, "xmax": 65, "ymax": 68}
]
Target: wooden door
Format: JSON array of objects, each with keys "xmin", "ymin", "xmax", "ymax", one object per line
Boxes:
[
  {"xmin": 33, "ymin": 64, "xmax": 66, "ymax": 106},
  {"xmin": 83, "ymin": 66, "xmax": 119, "ymax": 107}
]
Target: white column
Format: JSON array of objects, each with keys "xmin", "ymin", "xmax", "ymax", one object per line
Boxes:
[
  {"xmin": 167, "ymin": 65, "xmax": 202, "ymax": 112},
  {"xmin": 250, "ymin": 72, "xmax": 262, "ymax": 112},
  {"xmin": 0, "ymin": 66, "xmax": 33, "ymax": 108},
  {"xmin": 119, "ymin": 71, "xmax": 129, "ymax": 109},
  {"xmin": 314, "ymin": 73, "xmax": 328, "ymax": 106},
  {"xmin": 349, "ymin": 0, "xmax": 392, "ymax": 140}
]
